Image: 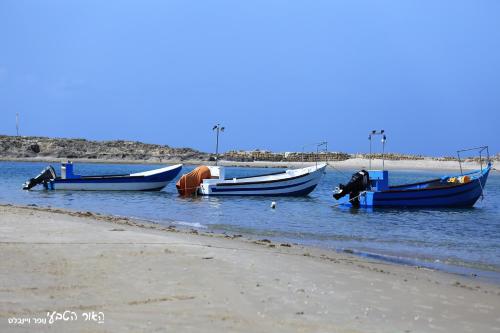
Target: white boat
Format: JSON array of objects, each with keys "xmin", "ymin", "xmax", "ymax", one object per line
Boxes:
[
  {"xmin": 195, "ymin": 163, "xmax": 326, "ymax": 196},
  {"xmin": 23, "ymin": 162, "xmax": 183, "ymax": 191}
]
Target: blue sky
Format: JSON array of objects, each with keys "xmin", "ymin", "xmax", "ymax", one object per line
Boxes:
[{"xmin": 0, "ymin": 0, "xmax": 499, "ymax": 156}]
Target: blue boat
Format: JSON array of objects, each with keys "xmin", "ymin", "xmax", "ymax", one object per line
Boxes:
[
  {"xmin": 333, "ymin": 164, "xmax": 491, "ymax": 208},
  {"xmin": 333, "ymin": 140, "xmax": 492, "ymax": 208},
  {"xmin": 23, "ymin": 162, "xmax": 183, "ymax": 191}
]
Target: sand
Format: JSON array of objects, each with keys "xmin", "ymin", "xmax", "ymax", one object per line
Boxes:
[
  {"xmin": 2, "ymin": 156, "xmax": 496, "ymax": 172},
  {"xmin": 1, "ymin": 204, "xmax": 499, "ymax": 332},
  {"xmin": 216, "ymin": 158, "xmax": 493, "ymax": 172}
]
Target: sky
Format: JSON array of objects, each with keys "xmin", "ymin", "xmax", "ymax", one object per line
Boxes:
[{"xmin": 0, "ymin": 0, "xmax": 499, "ymax": 156}]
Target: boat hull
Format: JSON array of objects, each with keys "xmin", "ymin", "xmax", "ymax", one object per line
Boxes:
[
  {"xmin": 50, "ymin": 180, "xmax": 171, "ymax": 191},
  {"xmin": 48, "ymin": 164, "xmax": 182, "ymax": 191},
  {"xmin": 199, "ymin": 164, "xmax": 326, "ymax": 196},
  {"xmin": 371, "ymin": 175, "xmax": 488, "ymax": 208}
]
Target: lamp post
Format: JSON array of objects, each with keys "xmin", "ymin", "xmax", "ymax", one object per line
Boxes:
[
  {"xmin": 16, "ymin": 113, "xmax": 19, "ymax": 136},
  {"xmin": 301, "ymin": 141, "xmax": 328, "ymax": 166},
  {"xmin": 316, "ymin": 141, "xmax": 328, "ymax": 168},
  {"xmin": 368, "ymin": 130, "xmax": 386, "ymax": 170},
  {"xmin": 213, "ymin": 124, "xmax": 225, "ymax": 165}
]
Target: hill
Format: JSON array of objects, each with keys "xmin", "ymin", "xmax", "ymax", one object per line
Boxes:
[{"xmin": 0, "ymin": 135, "xmax": 209, "ymax": 163}]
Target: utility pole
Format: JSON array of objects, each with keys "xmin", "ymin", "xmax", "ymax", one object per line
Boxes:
[
  {"xmin": 16, "ymin": 113, "xmax": 19, "ymax": 136},
  {"xmin": 212, "ymin": 124, "xmax": 225, "ymax": 166}
]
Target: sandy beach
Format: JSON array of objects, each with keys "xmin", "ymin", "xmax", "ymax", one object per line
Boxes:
[
  {"xmin": 217, "ymin": 158, "xmax": 495, "ymax": 172},
  {"xmin": 1, "ymin": 204, "xmax": 499, "ymax": 332},
  {"xmin": 2, "ymin": 156, "xmax": 496, "ymax": 172}
]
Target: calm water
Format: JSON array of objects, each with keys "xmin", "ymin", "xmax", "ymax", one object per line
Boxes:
[{"xmin": 1, "ymin": 161, "xmax": 499, "ymax": 281}]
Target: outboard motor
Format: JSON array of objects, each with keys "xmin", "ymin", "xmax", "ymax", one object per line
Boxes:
[
  {"xmin": 22, "ymin": 166, "xmax": 56, "ymax": 190},
  {"xmin": 333, "ymin": 170, "xmax": 370, "ymax": 207}
]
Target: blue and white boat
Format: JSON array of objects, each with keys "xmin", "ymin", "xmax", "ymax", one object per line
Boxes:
[
  {"xmin": 23, "ymin": 162, "xmax": 182, "ymax": 191},
  {"xmin": 197, "ymin": 163, "xmax": 327, "ymax": 196},
  {"xmin": 333, "ymin": 145, "xmax": 492, "ymax": 208}
]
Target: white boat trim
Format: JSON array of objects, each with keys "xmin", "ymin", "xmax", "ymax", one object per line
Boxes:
[
  {"xmin": 199, "ymin": 163, "xmax": 326, "ymax": 196},
  {"xmin": 130, "ymin": 164, "xmax": 183, "ymax": 177}
]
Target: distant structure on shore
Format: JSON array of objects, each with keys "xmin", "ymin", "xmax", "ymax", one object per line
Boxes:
[
  {"xmin": 0, "ymin": 135, "xmax": 497, "ymax": 164},
  {"xmin": 222, "ymin": 150, "xmax": 350, "ymax": 162},
  {"xmin": 221, "ymin": 150, "xmax": 468, "ymax": 163}
]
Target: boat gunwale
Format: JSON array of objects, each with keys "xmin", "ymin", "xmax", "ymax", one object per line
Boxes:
[
  {"xmin": 214, "ymin": 165, "xmax": 324, "ymax": 187},
  {"xmin": 381, "ymin": 169, "xmax": 489, "ymax": 194},
  {"xmin": 52, "ymin": 164, "xmax": 182, "ymax": 182}
]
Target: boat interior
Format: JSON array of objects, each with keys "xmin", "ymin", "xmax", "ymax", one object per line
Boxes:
[
  {"xmin": 386, "ymin": 169, "xmax": 485, "ymax": 192},
  {"xmin": 388, "ymin": 178, "xmax": 461, "ymax": 191},
  {"xmin": 224, "ymin": 170, "xmax": 287, "ymax": 181}
]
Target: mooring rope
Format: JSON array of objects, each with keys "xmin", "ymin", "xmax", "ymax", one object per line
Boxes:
[
  {"xmin": 331, "ymin": 191, "xmax": 365, "ymax": 208},
  {"xmin": 478, "ymin": 172, "xmax": 486, "ymax": 201},
  {"xmin": 325, "ymin": 162, "xmax": 350, "ymax": 178}
]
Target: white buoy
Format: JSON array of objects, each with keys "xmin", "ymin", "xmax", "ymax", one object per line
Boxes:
[{"xmin": 271, "ymin": 201, "xmax": 276, "ymax": 209}]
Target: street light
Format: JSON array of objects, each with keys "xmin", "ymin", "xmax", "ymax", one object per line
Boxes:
[
  {"xmin": 368, "ymin": 130, "xmax": 387, "ymax": 170},
  {"xmin": 316, "ymin": 141, "xmax": 328, "ymax": 168},
  {"xmin": 301, "ymin": 141, "xmax": 328, "ymax": 167},
  {"xmin": 213, "ymin": 124, "xmax": 225, "ymax": 165}
]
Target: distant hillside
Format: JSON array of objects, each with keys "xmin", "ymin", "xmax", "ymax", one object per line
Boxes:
[
  {"xmin": 0, "ymin": 135, "xmax": 210, "ymax": 162},
  {"xmin": 0, "ymin": 135, "xmax": 497, "ymax": 164}
]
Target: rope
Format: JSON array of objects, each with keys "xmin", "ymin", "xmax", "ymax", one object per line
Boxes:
[
  {"xmin": 179, "ymin": 184, "xmax": 202, "ymax": 192},
  {"xmin": 177, "ymin": 175, "xmax": 203, "ymax": 195},
  {"xmin": 326, "ymin": 162, "xmax": 350, "ymax": 178},
  {"xmin": 477, "ymin": 172, "xmax": 486, "ymax": 202},
  {"xmin": 331, "ymin": 191, "xmax": 365, "ymax": 207}
]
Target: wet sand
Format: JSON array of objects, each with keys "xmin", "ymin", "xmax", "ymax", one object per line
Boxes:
[{"xmin": 1, "ymin": 204, "xmax": 499, "ymax": 332}]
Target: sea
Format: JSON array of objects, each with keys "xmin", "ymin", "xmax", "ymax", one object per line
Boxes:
[{"xmin": 1, "ymin": 161, "xmax": 499, "ymax": 282}]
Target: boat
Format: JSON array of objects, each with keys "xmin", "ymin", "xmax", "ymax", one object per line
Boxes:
[
  {"xmin": 23, "ymin": 162, "xmax": 183, "ymax": 191},
  {"xmin": 176, "ymin": 163, "xmax": 327, "ymax": 196},
  {"xmin": 333, "ymin": 144, "xmax": 492, "ymax": 208}
]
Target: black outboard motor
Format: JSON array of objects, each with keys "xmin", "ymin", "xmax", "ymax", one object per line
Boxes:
[
  {"xmin": 333, "ymin": 170, "xmax": 370, "ymax": 207},
  {"xmin": 22, "ymin": 166, "xmax": 56, "ymax": 190}
]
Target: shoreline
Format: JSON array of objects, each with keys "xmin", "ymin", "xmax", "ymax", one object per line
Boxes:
[
  {"xmin": 1, "ymin": 156, "xmax": 496, "ymax": 172},
  {"xmin": 1, "ymin": 204, "xmax": 499, "ymax": 331},
  {"xmin": 3, "ymin": 203, "xmax": 499, "ymax": 284}
]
